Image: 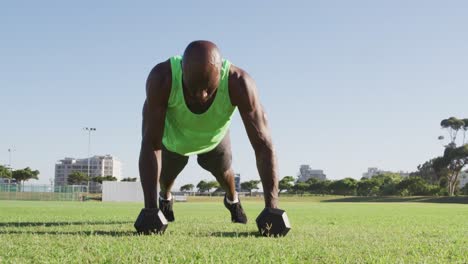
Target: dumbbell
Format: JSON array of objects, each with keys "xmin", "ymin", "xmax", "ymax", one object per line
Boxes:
[
  {"xmin": 256, "ymin": 208, "xmax": 291, "ymax": 237},
  {"xmin": 134, "ymin": 208, "xmax": 168, "ymax": 235}
]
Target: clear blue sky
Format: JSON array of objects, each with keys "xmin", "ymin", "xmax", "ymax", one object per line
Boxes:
[{"xmin": 1, "ymin": 1, "xmax": 467, "ymax": 187}]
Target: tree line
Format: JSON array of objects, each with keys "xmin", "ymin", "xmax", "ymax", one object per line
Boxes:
[
  {"xmin": 278, "ymin": 172, "xmax": 467, "ymax": 196},
  {"xmin": 177, "ymin": 117, "xmax": 468, "ymax": 197}
]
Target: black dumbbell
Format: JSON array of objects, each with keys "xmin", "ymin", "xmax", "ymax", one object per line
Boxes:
[
  {"xmin": 134, "ymin": 208, "xmax": 168, "ymax": 235},
  {"xmin": 256, "ymin": 208, "xmax": 291, "ymax": 237}
]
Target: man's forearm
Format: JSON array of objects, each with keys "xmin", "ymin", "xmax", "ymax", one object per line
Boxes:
[
  {"xmin": 138, "ymin": 143, "xmax": 161, "ymax": 208},
  {"xmin": 255, "ymin": 146, "xmax": 279, "ymax": 208}
]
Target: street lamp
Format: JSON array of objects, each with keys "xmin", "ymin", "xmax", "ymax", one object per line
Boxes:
[{"xmin": 84, "ymin": 127, "xmax": 96, "ymax": 194}]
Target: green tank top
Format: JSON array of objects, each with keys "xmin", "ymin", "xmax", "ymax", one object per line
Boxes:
[{"xmin": 162, "ymin": 56, "xmax": 237, "ymax": 156}]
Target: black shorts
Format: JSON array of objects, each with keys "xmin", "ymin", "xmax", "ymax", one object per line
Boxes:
[{"xmin": 162, "ymin": 131, "xmax": 232, "ymax": 175}]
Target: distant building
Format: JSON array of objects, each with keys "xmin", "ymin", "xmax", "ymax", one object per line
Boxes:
[
  {"xmin": 234, "ymin": 173, "xmax": 241, "ymax": 192},
  {"xmin": 54, "ymin": 155, "xmax": 122, "ymax": 187},
  {"xmin": 0, "ymin": 178, "xmax": 16, "ymax": 184},
  {"xmin": 297, "ymin": 165, "xmax": 326, "ymax": 182},
  {"xmin": 362, "ymin": 167, "xmax": 410, "ymax": 179}
]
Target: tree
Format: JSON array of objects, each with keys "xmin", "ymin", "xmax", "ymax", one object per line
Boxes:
[
  {"xmin": 292, "ymin": 182, "xmax": 309, "ymax": 195},
  {"xmin": 240, "ymin": 180, "xmax": 261, "ymax": 195},
  {"xmin": 329, "ymin": 178, "xmax": 357, "ymax": 196},
  {"xmin": 396, "ymin": 177, "xmax": 433, "ymax": 196},
  {"xmin": 279, "ymin": 176, "xmax": 295, "ymax": 193},
  {"xmin": 196, "ymin": 180, "xmax": 219, "ymax": 193},
  {"xmin": 308, "ymin": 180, "xmax": 331, "ymax": 195},
  {"xmin": 197, "ymin": 180, "xmax": 208, "ymax": 192},
  {"xmin": 440, "ymin": 117, "xmax": 468, "ymax": 146},
  {"xmin": 373, "ymin": 173, "xmax": 402, "ymax": 196},
  {"xmin": 12, "ymin": 167, "xmax": 39, "ymax": 191},
  {"xmin": 410, "ymin": 159, "xmax": 439, "ymax": 185},
  {"xmin": 67, "ymin": 171, "xmax": 89, "ymax": 185},
  {"xmin": 357, "ymin": 178, "xmax": 381, "ymax": 196},
  {"xmin": 93, "ymin": 175, "xmax": 117, "ymax": 184},
  {"xmin": 433, "ymin": 145, "xmax": 468, "ymax": 196},
  {"xmin": 0, "ymin": 165, "xmax": 12, "ymax": 182},
  {"xmin": 121, "ymin": 177, "xmax": 137, "ymax": 182},
  {"xmin": 180, "ymin": 184, "xmax": 194, "ymax": 192}
]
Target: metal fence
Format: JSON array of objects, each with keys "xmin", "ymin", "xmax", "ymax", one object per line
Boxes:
[{"xmin": 0, "ymin": 183, "xmax": 88, "ymax": 201}]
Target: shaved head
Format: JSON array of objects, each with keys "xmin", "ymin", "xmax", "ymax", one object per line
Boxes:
[
  {"xmin": 183, "ymin": 40, "xmax": 222, "ymax": 67},
  {"xmin": 182, "ymin": 41, "xmax": 223, "ymax": 105}
]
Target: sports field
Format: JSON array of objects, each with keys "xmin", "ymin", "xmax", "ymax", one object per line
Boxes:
[{"xmin": 0, "ymin": 197, "xmax": 467, "ymax": 263}]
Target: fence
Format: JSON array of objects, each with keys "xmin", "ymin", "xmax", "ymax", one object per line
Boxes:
[{"xmin": 0, "ymin": 183, "xmax": 87, "ymax": 201}]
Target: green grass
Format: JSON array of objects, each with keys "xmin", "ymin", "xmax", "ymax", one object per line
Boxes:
[{"xmin": 0, "ymin": 197, "xmax": 467, "ymax": 263}]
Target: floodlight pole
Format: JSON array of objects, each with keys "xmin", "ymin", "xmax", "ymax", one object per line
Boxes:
[
  {"xmin": 7, "ymin": 148, "xmax": 15, "ymax": 185},
  {"xmin": 7, "ymin": 148, "xmax": 15, "ymax": 169},
  {"xmin": 84, "ymin": 127, "xmax": 96, "ymax": 194}
]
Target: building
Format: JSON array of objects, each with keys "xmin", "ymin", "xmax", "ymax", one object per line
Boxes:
[
  {"xmin": 234, "ymin": 173, "xmax": 241, "ymax": 192},
  {"xmin": 362, "ymin": 167, "xmax": 410, "ymax": 179},
  {"xmin": 0, "ymin": 178, "xmax": 16, "ymax": 184},
  {"xmin": 54, "ymin": 155, "xmax": 122, "ymax": 186},
  {"xmin": 297, "ymin": 165, "xmax": 326, "ymax": 182}
]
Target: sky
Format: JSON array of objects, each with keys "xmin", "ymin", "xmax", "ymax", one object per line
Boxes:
[{"xmin": 0, "ymin": 0, "xmax": 467, "ymax": 188}]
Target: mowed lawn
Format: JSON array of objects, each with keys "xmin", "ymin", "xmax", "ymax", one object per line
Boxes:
[{"xmin": 0, "ymin": 197, "xmax": 467, "ymax": 263}]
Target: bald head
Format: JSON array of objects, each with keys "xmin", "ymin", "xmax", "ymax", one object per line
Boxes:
[
  {"xmin": 183, "ymin": 40, "xmax": 222, "ymax": 67},
  {"xmin": 182, "ymin": 41, "xmax": 223, "ymax": 104}
]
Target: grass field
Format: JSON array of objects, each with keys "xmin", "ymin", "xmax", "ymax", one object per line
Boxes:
[{"xmin": 0, "ymin": 196, "xmax": 467, "ymax": 263}]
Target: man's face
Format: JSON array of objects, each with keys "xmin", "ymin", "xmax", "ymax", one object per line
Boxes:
[{"xmin": 182, "ymin": 61, "xmax": 221, "ymax": 105}]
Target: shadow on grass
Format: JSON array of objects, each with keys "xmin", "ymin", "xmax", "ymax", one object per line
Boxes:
[
  {"xmin": 322, "ymin": 196, "xmax": 468, "ymax": 204},
  {"xmin": 209, "ymin": 231, "xmax": 262, "ymax": 238},
  {"xmin": 0, "ymin": 221, "xmax": 132, "ymax": 227},
  {"xmin": 0, "ymin": 230, "xmax": 135, "ymax": 237}
]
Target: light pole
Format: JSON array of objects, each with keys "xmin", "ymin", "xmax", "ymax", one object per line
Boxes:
[
  {"xmin": 7, "ymin": 148, "xmax": 15, "ymax": 185},
  {"xmin": 7, "ymin": 148, "xmax": 15, "ymax": 169},
  {"xmin": 84, "ymin": 127, "xmax": 96, "ymax": 194}
]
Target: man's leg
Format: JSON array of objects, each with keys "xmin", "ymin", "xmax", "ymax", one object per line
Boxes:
[
  {"xmin": 197, "ymin": 132, "xmax": 236, "ymax": 199},
  {"xmin": 159, "ymin": 145, "xmax": 189, "ymax": 221},
  {"xmin": 159, "ymin": 145, "xmax": 189, "ymax": 198},
  {"xmin": 197, "ymin": 132, "xmax": 247, "ymax": 223}
]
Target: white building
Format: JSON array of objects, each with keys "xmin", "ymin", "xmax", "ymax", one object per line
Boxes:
[
  {"xmin": 54, "ymin": 155, "xmax": 122, "ymax": 186},
  {"xmin": 297, "ymin": 165, "xmax": 326, "ymax": 182}
]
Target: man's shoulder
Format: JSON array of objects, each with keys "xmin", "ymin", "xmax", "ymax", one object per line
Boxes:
[
  {"xmin": 228, "ymin": 64, "xmax": 256, "ymax": 106},
  {"xmin": 148, "ymin": 59, "xmax": 172, "ymax": 86},
  {"xmin": 146, "ymin": 59, "xmax": 172, "ymax": 101}
]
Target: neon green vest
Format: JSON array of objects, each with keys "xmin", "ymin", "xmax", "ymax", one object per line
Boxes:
[{"xmin": 162, "ymin": 56, "xmax": 237, "ymax": 156}]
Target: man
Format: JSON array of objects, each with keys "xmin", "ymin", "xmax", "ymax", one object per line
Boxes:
[{"xmin": 139, "ymin": 40, "xmax": 279, "ymax": 225}]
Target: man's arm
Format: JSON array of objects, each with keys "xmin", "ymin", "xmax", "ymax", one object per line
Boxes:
[
  {"xmin": 139, "ymin": 61, "xmax": 171, "ymax": 208},
  {"xmin": 230, "ymin": 66, "xmax": 279, "ymax": 208}
]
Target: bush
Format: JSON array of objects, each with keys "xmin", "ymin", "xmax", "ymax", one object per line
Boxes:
[{"xmin": 397, "ymin": 177, "xmax": 434, "ymax": 196}]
